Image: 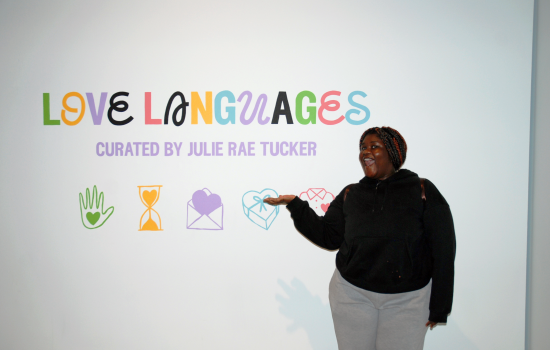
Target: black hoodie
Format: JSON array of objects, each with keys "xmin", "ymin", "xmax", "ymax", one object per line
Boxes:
[{"xmin": 286, "ymin": 169, "xmax": 455, "ymax": 323}]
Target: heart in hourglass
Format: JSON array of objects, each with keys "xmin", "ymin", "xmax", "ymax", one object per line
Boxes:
[{"xmin": 143, "ymin": 190, "xmax": 158, "ymax": 206}]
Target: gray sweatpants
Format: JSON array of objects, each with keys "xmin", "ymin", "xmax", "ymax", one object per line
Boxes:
[{"xmin": 329, "ymin": 269, "xmax": 431, "ymax": 350}]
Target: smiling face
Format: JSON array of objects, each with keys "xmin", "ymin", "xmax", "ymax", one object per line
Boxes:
[{"xmin": 359, "ymin": 133, "xmax": 396, "ymax": 180}]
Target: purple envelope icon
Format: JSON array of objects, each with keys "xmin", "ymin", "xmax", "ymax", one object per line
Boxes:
[{"xmin": 187, "ymin": 188, "xmax": 223, "ymax": 230}]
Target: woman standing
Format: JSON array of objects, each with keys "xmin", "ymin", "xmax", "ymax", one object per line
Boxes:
[{"xmin": 264, "ymin": 127, "xmax": 455, "ymax": 350}]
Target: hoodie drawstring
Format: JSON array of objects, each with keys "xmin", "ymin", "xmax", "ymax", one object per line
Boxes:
[
  {"xmin": 381, "ymin": 185, "xmax": 388, "ymax": 211},
  {"xmin": 373, "ymin": 181, "xmax": 388, "ymax": 212},
  {"xmin": 373, "ymin": 182, "xmax": 379, "ymax": 212}
]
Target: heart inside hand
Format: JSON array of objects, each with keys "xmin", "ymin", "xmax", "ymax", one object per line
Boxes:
[{"xmin": 86, "ymin": 212, "xmax": 100, "ymax": 225}]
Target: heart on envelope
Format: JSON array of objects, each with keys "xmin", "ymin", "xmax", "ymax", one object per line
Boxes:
[
  {"xmin": 187, "ymin": 188, "xmax": 223, "ymax": 230},
  {"xmin": 242, "ymin": 188, "xmax": 279, "ymax": 230}
]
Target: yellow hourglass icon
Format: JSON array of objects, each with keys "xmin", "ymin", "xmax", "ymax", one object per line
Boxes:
[{"xmin": 138, "ymin": 185, "xmax": 162, "ymax": 231}]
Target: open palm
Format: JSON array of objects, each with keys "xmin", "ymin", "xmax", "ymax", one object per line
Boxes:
[{"xmin": 79, "ymin": 186, "xmax": 114, "ymax": 229}]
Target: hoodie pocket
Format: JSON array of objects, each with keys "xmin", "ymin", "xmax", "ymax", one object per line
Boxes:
[{"xmin": 344, "ymin": 237, "xmax": 413, "ymax": 286}]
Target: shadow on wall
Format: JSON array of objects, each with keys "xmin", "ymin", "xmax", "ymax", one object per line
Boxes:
[
  {"xmin": 276, "ymin": 278, "xmax": 338, "ymax": 350},
  {"xmin": 424, "ymin": 317, "xmax": 478, "ymax": 350}
]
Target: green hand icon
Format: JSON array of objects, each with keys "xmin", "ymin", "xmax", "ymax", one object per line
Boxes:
[{"xmin": 79, "ymin": 186, "xmax": 114, "ymax": 229}]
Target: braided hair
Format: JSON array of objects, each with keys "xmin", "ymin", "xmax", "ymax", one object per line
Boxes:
[{"xmin": 359, "ymin": 126, "xmax": 408, "ymax": 170}]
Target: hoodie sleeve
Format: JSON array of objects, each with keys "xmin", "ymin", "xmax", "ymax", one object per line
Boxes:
[
  {"xmin": 285, "ymin": 187, "xmax": 346, "ymax": 250},
  {"xmin": 423, "ymin": 179, "xmax": 456, "ymax": 323}
]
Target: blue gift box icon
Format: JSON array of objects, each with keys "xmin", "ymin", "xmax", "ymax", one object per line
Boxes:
[{"xmin": 242, "ymin": 189, "xmax": 279, "ymax": 230}]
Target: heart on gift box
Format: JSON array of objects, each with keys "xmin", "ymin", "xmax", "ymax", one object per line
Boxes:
[
  {"xmin": 321, "ymin": 203, "xmax": 330, "ymax": 212},
  {"xmin": 86, "ymin": 212, "xmax": 100, "ymax": 225},
  {"xmin": 192, "ymin": 189, "xmax": 222, "ymax": 216},
  {"xmin": 242, "ymin": 188, "xmax": 279, "ymax": 230}
]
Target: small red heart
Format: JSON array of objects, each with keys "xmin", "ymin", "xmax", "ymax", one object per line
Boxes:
[{"xmin": 321, "ymin": 203, "xmax": 330, "ymax": 212}]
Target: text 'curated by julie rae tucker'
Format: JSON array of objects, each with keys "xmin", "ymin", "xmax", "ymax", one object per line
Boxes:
[{"xmin": 96, "ymin": 141, "xmax": 318, "ymax": 157}]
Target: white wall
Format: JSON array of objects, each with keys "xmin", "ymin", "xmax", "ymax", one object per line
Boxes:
[
  {"xmin": 526, "ymin": 1, "xmax": 550, "ymax": 349},
  {"xmin": 0, "ymin": 1, "xmax": 536, "ymax": 349}
]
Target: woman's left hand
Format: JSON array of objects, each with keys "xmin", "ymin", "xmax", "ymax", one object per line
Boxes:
[{"xmin": 426, "ymin": 321, "xmax": 437, "ymax": 329}]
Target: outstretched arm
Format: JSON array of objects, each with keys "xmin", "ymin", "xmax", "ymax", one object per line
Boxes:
[{"xmin": 264, "ymin": 189, "xmax": 346, "ymax": 250}]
